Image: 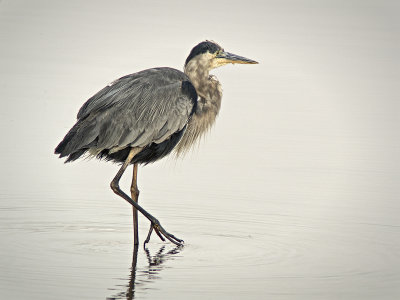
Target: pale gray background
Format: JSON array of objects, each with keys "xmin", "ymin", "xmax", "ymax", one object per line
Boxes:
[{"xmin": 0, "ymin": 0, "xmax": 399, "ymax": 299}]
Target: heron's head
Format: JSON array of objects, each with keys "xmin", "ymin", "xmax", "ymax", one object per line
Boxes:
[{"xmin": 184, "ymin": 40, "xmax": 258, "ymax": 73}]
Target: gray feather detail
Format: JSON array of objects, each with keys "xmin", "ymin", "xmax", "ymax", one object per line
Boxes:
[{"xmin": 67, "ymin": 68, "xmax": 195, "ymax": 155}]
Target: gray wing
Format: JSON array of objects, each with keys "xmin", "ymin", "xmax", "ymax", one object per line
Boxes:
[{"xmin": 59, "ymin": 67, "xmax": 197, "ymax": 156}]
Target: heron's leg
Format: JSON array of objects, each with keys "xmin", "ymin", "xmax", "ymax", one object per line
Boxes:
[
  {"xmin": 110, "ymin": 148, "xmax": 184, "ymax": 246},
  {"xmin": 131, "ymin": 163, "xmax": 139, "ymax": 246}
]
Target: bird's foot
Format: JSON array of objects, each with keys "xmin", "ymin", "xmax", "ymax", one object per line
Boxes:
[{"xmin": 144, "ymin": 219, "xmax": 184, "ymax": 246}]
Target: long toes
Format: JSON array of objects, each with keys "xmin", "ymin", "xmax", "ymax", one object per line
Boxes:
[
  {"xmin": 144, "ymin": 225, "xmax": 154, "ymax": 245},
  {"xmin": 154, "ymin": 227, "xmax": 165, "ymax": 241},
  {"xmin": 147, "ymin": 219, "xmax": 184, "ymax": 246},
  {"xmin": 162, "ymin": 234, "xmax": 182, "ymax": 246},
  {"xmin": 168, "ymin": 233, "xmax": 184, "ymax": 243},
  {"xmin": 167, "ymin": 234, "xmax": 183, "ymax": 244},
  {"xmin": 160, "ymin": 230, "xmax": 184, "ymax": 246}
]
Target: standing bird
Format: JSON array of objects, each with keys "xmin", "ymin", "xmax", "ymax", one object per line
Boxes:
[{"xmin": 55, "ymin": 41, "xmax": 258, "ymax": 246}]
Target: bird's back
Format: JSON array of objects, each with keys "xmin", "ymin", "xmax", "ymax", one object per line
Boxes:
[{"xmin": 55, "ymin": 67, "xmax": 197, "ymax": 164}]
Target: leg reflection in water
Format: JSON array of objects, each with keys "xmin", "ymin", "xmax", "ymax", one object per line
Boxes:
[{"xmin": 107, "ymin": 244, "xmax": 183, "ymax": 300}]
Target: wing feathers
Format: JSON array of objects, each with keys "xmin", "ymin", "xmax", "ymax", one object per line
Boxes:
[{"xmin": 56, "ymin": 67, "xmax": 197, "ymax": 161}]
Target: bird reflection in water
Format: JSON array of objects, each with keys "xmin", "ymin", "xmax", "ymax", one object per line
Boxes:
[{"xmin": 107, "ymin": 245, "xmax": 183, "ymax": 299}]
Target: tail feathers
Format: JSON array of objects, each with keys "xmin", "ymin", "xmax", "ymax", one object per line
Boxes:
[
  {"xmin": 55, "ymin": 128, "xmax": 76, "ymax": 157},
  {"xmin": 55, "ymin": 118, "xmax": 98, "ymax": 162},
  {"xmin": 65, "ymin": 148, "xmax": 88, "ymax": 162}
]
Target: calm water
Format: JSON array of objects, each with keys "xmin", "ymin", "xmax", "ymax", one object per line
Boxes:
[{"xmin": 1, "ymin": 1, "xmax": 399, "ymax": 299}]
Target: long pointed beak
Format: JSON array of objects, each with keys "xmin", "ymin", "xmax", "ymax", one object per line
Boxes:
[{"xmin": 216, "ymin": 51, "xmax": 258, "ymax": 64}]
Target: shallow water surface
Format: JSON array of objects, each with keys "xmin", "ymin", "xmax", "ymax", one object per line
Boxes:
[{"xmin": 1, "ymin": 1, "xmax": 399, "ymax": 299}]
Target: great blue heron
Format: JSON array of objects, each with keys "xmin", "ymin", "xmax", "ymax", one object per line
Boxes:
[{"xmin": 55, "ymin": 41, "xmax": 258, "ymax": 246}]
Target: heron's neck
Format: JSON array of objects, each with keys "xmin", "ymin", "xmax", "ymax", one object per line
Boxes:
[
  {"xmin": 175, "ymin": 63, "xmax": 222, "ymax": 155},
  {"xmin": 184, "ymin": 62, "xmax": 222, "ymax": 112}
]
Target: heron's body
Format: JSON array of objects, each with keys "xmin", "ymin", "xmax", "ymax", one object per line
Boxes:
[
  {"xmin": 55, "ymin": 41, "xmax": 257, "ymax": 245},
  {"xmin": 56, "ymin": 67, "xmax": 198, "ymax": 164}
]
